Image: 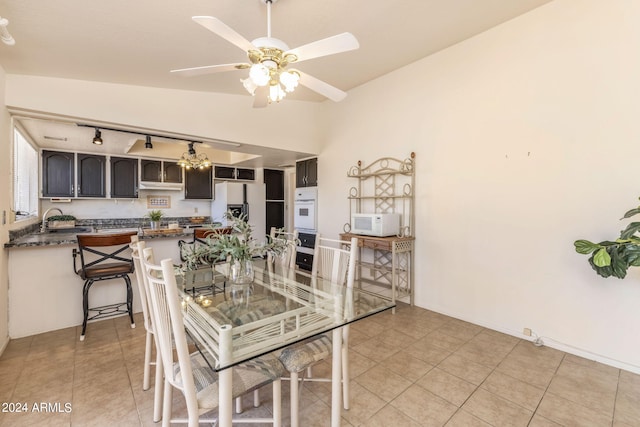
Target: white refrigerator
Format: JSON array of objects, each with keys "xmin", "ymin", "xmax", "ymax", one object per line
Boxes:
[{"xmin": 211, "ymin": 181, "xmax": 267, "ymax": 244}]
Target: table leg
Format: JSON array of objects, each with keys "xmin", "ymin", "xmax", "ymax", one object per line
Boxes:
[
  {"xmin": 331, "ymin": 328, "xmax": 342, "ymax": 427},
  {"xmin": 219, "ymin": 368, "xmax": 233, "ymax": 427}
]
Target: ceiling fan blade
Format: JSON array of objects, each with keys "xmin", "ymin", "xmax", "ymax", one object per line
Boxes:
[
  {"xmin": 253, "ymin": 86, "xmax": 269, "ymax": 108},
  {"xmin": 192, "ymin": 16, "xmax": 255, "ymax": 52},
  {"xmin": 286, "ymin": 32, "xmax": 359, "ymax": 63},
  {"xmin": 296, "ymin": 71, "xmax": 347, "ymax": 102},
  {"xmin": 170, "ymin": 63, "xmax": 248, "ymax": 77}
]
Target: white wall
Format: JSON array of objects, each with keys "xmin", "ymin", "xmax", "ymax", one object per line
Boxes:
[
  {"xmin": 0, "ymin": 65, "xmax": 9, "ymax": 352},
  {"xmin": 5, "ymin": 76, "xmax": 323, "ymax": 154},
  {"xmin": 320, "ymin": 0, "xmax": 640, "ymax": 373}
]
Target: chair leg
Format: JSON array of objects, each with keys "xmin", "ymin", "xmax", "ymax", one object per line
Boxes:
[
  {"xmin": 143, "ymin": 331, "xmax": 153, "ymax": 390},
  {"xmin": 124, "ymin": 276, "xmax": 135, "ymax": 328},
  {"xmin": 80, "ymin": 279, "xmax": 92, "ymax": 341},
  {"xmin": 235, "ymin": 397, "xmax": 243, "ymax": 414},
  {"xmin": 153, "ymin": 348, "xmax": 163, "ymax": 423},
  {"xmin": 290, "ymin": 371, "xmax": 299, "ymax": 427},
  {"xmin": 273, "ymin": 379, "xmax": 281, "ymax": 427},
  {"xmin": 253, "ymin": 389, "xmax": 260, "ymax": 407},
  {"xmin": 162, "ymin": 378, "xmax": 172, "ymax": 427},
  {"xmin": 342, "ymin": 328, "xmax": 350, "ymax": 410}
]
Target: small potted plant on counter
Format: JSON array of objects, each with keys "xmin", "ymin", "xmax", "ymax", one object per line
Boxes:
[
  {"xmin": 47, "ymin": 214, "xmax": 77, "ymax": 229},
  {"xmin": 147, "ymin": 210, "xmax": 164, "ymax": 230}
]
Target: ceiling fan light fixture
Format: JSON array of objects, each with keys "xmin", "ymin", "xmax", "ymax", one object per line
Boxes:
[
  {"xmin": 280, "ymin": 70, "xmax": 300, "ymax": 92},
  {"xmin": 241, "ymin": 77, "xmax": 258, "ymax": 95},
  {"xmin": 269, "ymin": 83, "xmax": 286, "ymax": 103},
  {"xmin": 249, "ymin": 63, "xmax": 271, "ymax": 86},
  {"xmin": 92, "ymin": 128, "xmax": 103, "ymax": 145}
]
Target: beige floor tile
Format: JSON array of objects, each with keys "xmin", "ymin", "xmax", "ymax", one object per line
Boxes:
[
  {"xmin": 528, "ymin": 414, "xmax": 563, "ymax": 426},
  {"xmin": 537, "ymin": 392, "xmax": 613, "ymax": 427},
  {"xmin": 445, "ymin": 409, "xmax": 493, "ymax": 426},
  {"xmin": 424, "ymin": 329, "xmax": 467, "ymax": 352},
  {"xmin": 454, "ymin": 336, "xmax": 514, "ymax": 368},
  {"xmin": 377, "ymin": 350, "xmax": 434, "ymax": 382},
  {"xmin": 438, "ymin": 319, "xmax": 483, "ymax": 341},
  {"xmin": 405, "ymin": 336, "xmax": 452, "ymax": 365},
  {"xmin": 462, "ymin": 388, "xmax": 533, "ymax": 427},
  {"xmin": 496, "ymin": 356, "xmax": 557, "ymax": 389},
  {"xmin": 614, "ymin": 375, "xmax": 640, "ymax": 425},
  {"xmin": 416, "ymin": 367, "xmax": 477, "ymax": 407},
  {"xmin": 481, "ymin": 370, "xmax": 545, "ymax": 411},
  {"xmin": 351, "ymin": 336, "xmax": 400, "ymax": 363},
  {"xmin": 437, "ymin": 353, "xmax": 493, "ymax": 386},
  {"xmin": 338, "ymin": 381, "xmax": 386, "ymax": 426},
  {"xmin": 355, "ymin": 365, "xmax": 412, "ymax": 402},
  {"xmin": 390, "ymin": 384, "xmax": 458, "ymax": 426},
  {"xmin": 359, "ymin": 404, "xmax": 423, "ymax": 427}
]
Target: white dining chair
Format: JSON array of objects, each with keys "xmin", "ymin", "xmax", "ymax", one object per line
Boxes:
[
  {"xmin": 278, "ymin": 235, "xmax": 358, "ymax": 427},
  {"xmin": 267, "ymin": 227, "xmax": 299, "ymax": 270},
  {"xmin": 139, "ymin": 245, "xmax": 284, "ymax": 427},
  {"xmin": 130, "ymin": 237, "xmax": 163, "ymax": 423}
]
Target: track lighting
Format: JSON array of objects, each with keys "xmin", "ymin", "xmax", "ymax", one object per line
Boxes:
[
  {"xmin": 145, "ymin": 135, "xmax": 153, "ymax": 149},
  {"xmin": 92, "ymin": 128, "xmax": 103, "ymax": 145}
]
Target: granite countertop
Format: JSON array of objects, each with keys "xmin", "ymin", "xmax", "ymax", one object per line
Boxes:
[{"xmin": 4, "ymin": 227, "xmax": 195, "ymax": 249}]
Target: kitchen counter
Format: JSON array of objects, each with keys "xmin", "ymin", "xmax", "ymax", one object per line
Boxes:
[{"xmin": 4, "ymin": 228, "xmax": 201, "ymax": 249}]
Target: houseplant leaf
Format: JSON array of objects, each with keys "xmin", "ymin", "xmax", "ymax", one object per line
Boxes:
[
  {"xmin": 593, "ymin": 247, "xmax": 611, "ymax": 267},
  {"xmin": 574, "ymin": 240, "xmax": 601, "ymax": 254},
  {"xmin": 620, "ymin": 221, "xmax": 640, "ymax": 239},
  {"xmin": 621, "ymin": 206, "xmax": 640, "ymax": 219}
]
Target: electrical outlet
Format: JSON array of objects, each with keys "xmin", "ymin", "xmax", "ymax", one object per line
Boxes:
[
  {"xmin": 523, "ymin": 328, "xmax": 532, "ymax": 336},
  {"xmin": 194, "ymin": 207, "xmax": 199, "ymax": 214}
]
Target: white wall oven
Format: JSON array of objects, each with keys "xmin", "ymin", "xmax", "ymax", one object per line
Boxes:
[{"xmin": 293, "ymin": 187, "xmax": 317, "ymax": 232}]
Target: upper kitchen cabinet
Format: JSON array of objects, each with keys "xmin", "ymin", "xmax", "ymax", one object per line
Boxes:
[
  {"xmin": 42, "ymin": 150, "xmax": 74, "ymax": 197},
  {"xmin": 185, "ymin": 167, "xmax": 213, "ymax": 199},
  {"xmin": 77, "ymin": 154, "xmax": 106, "ymax": 198},
  {"xmin": 214, "ymin": 166, "xmax": 255, "ymax": 181},
  {"xmin": 111, "ymin": 157, "xmax": 138, "ymax": 198},
  {"xmin": 296, "ymin": 157, "xmax": 317, "ymax": 188},
  {"xmin": 141, "ymin": 160, "xmax": 183, "ymax": 183}
]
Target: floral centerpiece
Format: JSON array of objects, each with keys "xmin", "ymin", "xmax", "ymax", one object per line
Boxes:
[{"xmin": 180, "ymin": 211, "xmax": 297, "ymax": 285}]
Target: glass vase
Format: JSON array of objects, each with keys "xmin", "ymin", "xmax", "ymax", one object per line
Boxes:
[{"xmin": 229, "ymin": 259, "xmax": 254, "ymax": 286}]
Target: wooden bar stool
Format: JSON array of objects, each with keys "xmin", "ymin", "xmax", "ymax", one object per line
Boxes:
[{"xmin": 73, "ymin": 231, "xmax": 138, "ymax": 341}]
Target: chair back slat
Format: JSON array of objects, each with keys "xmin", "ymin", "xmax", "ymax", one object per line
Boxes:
[
  {"xmin": 311, "ymin": 235, "xmax": 358, "ymax": 288},
  {"xmin": 131, "ymin": 238, "xmax": 153, "ymax": 332},
  {"xmin": 267, "ymin": 227, "xmax": 299, "ymax": 270}
]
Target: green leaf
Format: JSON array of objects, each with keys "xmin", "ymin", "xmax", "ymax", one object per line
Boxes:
[
  {"xmin": 610, "ymin": 247, "xmax": 628, "ymax": 279},
  {"xmin": 620, "ymin": 222, "xmax": 640, "ymax": 239},
  {"xmin": 621, "ymin": 207, "xmax": 640, "ymax": 219},
  {"xmin": 588, "ymin": 255, "xmax": 612, "ymax": 278},
  {"xmin": 593, "ymin": 248, "xmax": 612, "ymax": 267},
  {"xmin": 574, "ymin": 240, "xmax": 601, "ymax": 254}
]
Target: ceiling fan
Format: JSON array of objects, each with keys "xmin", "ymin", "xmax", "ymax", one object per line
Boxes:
[{"xmin": 171, "ymin": 0, "xmax": 359, "ymax": 108}]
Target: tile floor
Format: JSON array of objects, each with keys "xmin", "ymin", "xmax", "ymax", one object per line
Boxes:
[{"xmin": 1, "ymin": 303, "xmax": 639, "ymax": 426}]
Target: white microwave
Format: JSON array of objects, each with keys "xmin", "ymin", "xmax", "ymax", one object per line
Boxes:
[{"xmin": 351, "ymin": 213, "xmax": 401, "ymax": 237}]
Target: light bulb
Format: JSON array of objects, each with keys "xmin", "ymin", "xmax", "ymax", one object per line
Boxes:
[
  {"xmin": 280, "ymin": 71, "xmax": 300, "ymax": 93},
  {"xmin": 269, "ymin": 84, "xmax": 286, "ymax": 103},
  {"xmin": 249, "ymin": 64, "xmax": 270, "ymax": 86},
  {"xmin": 241, "ymin": 77, "xmax": 257, "ymax": 95}
]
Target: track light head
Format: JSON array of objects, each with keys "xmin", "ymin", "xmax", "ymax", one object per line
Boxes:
[
  {"xmin": 92, "ymin": 128, "xmax": 103, "ymax": 145},
  {"xmin": 145, "ymin": 135, "xmax": 153, "ymax": 149}
]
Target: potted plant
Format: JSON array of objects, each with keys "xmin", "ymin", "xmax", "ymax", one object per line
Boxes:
[
  {"xmin": 147, "ymin": 210, "xmax": 164, "ymax": 230},
  {"xmin": 47, "ymin": 214, "xmax": 77, "ymax": 229},
  {"xmin": 180, "ymin": 211, "xmax": 297, "ymax": 285},
  {"xmin": 574, "ymin": 197, "xmax": 640, "ymax": 278}
]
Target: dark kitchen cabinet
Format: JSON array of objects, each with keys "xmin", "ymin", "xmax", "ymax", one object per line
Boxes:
[
  {"xmin": 141, "ymin": 160, "xmax": 182, "ymax": 183},
  {"xmin": 111, "ymin": 157, "xmax": 138, "ymax": 198},
  {"xmin": 266, "ymin": 202, "xmax": 285, "ymax": 232},
  {"xmin": 215, "ymin": 166, "xmax": 235, "ymax": 180},
  {"xmin": 185, "ymin": 167, "xmax": 212, "ymax": 199},
  {"xmin": 77, "ymin": 154, "xmax": 106, "ymax": 197},
  {"xmin": 296, "ymin": 158, "xmax": 317, "ymax": 188},
  {"xmin": 141, "ymin": 160, "xmax": 162, "ymax": 182},
  {"xmin": 264, "ymin": 169, "xmax": 285, "ymax": 200},
  {"xmin": 215, "ymin": 166, "xmax": 255, "ymax": 181},
  {"xmin": 164, "ymin": 163, "xmax": 183, "ymax": 183},
  {"xmin": 42, "ymin": 150, "xmax": 75, "ymax": 197}
]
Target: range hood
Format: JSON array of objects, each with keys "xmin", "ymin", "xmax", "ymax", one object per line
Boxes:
[{"xmin": 139, "ymin": 181, "xmax": 184, "ymax": 191}]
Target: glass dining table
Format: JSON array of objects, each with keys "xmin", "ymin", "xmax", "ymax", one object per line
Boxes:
[{"xmin": 177, "ymin": 258, "xmax": 395, "ymax": 427}]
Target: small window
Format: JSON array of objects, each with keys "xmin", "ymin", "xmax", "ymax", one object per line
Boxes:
[{"xmin": 13, "ymin": 128, "xmax": 39, "ymax": 220}]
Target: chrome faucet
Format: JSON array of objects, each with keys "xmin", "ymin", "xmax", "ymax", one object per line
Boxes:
[{"xmin": 41, "ymin": 207, "xmax": 63, "ymax": 232}]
